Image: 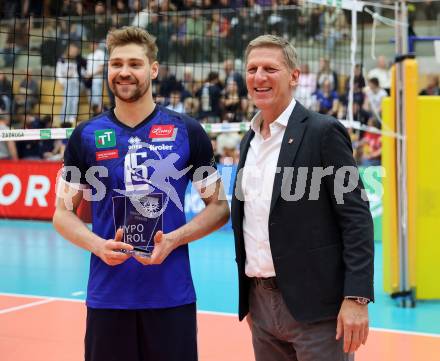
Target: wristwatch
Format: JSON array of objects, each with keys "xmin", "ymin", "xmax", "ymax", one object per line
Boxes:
[{"xmin": 345, "ymin": 296, "xmax": 370, "ymax": 305}]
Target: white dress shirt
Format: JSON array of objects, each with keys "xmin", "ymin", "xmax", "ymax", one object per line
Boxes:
[{"xmin": 242, "ymin": 96, "xmax": 296, "ymax": 278}]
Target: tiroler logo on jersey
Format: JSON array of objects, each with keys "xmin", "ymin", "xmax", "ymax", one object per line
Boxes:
[
  {"xmin": 149, "ymin": 125, "xmax": 177, "ymax": 142},
  {"xmin": 128, "ymin": 136, "xmax": 143, "ymax": 150},
  {"xmin": 95, "ymin": 129, "xmax": 116, "ymax": 148}
]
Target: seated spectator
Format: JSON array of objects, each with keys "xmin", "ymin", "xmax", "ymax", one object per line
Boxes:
[
  {"xmin": 216, "ymin": 132, "xmax": 241, "ymax": 165},
  {"xmin": 0, "ymin": 113, "xmax": 18, "ymax": 160},
  {"xmin": 154, "ymin": 65, "xmax": 183, "ymax": 99},
  {"xmin": 419, "ymin": 74, "xmax": 440, "ymax": 95},
  {"xmin": 166, "ymin": 90, "xmax": 185, "ymax": 114},
  {"xmin": 423, "ymin": 1, "xmax": 440, "ymax": 21},
  {"xmin": 221, "ymin": 79, "xmax": 247, "ymax": 123},
  {"xmin": 17, "ymin": 114, "xmax": 44, "ymax": 160},
  {"xmin": 313, "ymin": 79, "xmax": 339, "ymax": 116},
  {"xmin": 367, "ymin": 56, "xmax": 391, "ymax": 94},
  {"xmin": 0, "ymin": 73, "xmax": 13, "ymax": 113},
  {"xmin": 181, "ymin": 66, "xmax": 196, "ymax": 100},
  {"xmin": 183, "ymin": 97, "xmax": 200, "ymax": 118},
  {"xmin": 346, "ymin": 64, "xmax": 366, "ymax": 95},
  {"xmin": 184, "ymin": 9, "xmax": 208, "ymax": 62},
  {"xmin": 56, "ymin": 43, "xmax": 86, "ymax": 123},
  {"xmin": 87, "ymin": 2, "xmax": 111, "ymax": 42},
  {"xmin": 196, "ymin": 71, "xmax": 222, "ymax": 123},
  {"xmin": 14, "ymin": 70, "xmax": 40, "ymax": 115},
  {"xmin": 322, "ymin": 7, "xmax": 348, "ymax": 53},
  {"xmin": 359, "ymin": 117, "xmax": 381, "ymax": 167},
  {"xmin": 85, "ymin": 40, "xmax": 105, "ymax": 109},
  {"xmin": 316, "ymin": 57, "xmax": 339, "ymax": 91},
  {"xmin": 363, "ymin": 77, "xmax": 387, "ymax": 118},
  {"xmin": 223, "ymin": 58, "xmax": 247, "ymax": 97},
  {"xmin": 130, "ymin": 0, "xmax": 150, "ymax": 28},
  {"xmin": 41, "ymin": 119, "xmax": 70, "ymax": 161},
  {"xmin": 206, "ymin": 12, "xmax": 230, "ymax": 62},
  {"xmin": 295, "ymin": 63, "xmax": 317, "ymax": 108}
]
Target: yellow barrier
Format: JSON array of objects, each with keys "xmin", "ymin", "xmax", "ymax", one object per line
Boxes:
[
  {"xmin": 414, "ymin": 97, "xmax": 440, "ymax": 298},
  {"xmin": 382, "ymin": 59, "xmax": 440, "ymax": 298}
]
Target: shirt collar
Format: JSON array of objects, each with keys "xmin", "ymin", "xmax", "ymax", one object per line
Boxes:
[{"xmin": 250, "ymin": 96, "xmax": 296, "ymax": 134}]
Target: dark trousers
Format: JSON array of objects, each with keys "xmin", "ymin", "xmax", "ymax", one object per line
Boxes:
[
  {"xmin": 85, "ymin": 303, "xmax": 197, "ymax": 361},
  {"xmin": 249, "ymin": 279, "xmax": 354, "ymax": 361}
]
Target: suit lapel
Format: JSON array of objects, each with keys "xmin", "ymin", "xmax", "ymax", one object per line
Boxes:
[
  {"xmin": 232, "ymin": 129, "xmax": 255, "ymax": 228},
  {"xmin": 269, "ymin": 103, "xmax": 308, "ymax": 214}
]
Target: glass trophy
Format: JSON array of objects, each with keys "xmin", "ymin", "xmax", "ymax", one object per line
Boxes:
[{"xmin": 112, "ymin": 193, "xmax": 163, "ymax": 257}]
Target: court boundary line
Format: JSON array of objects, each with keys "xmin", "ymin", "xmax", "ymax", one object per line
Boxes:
[
  {"xmin": 0, "ymin": 298, "xmax": 55, "ymax": 315},
  {"xmin": 1, "ymin": 292, "xmax": 439, "ymax": 338}
]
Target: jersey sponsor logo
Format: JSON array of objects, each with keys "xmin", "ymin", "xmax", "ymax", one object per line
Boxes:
[
  {"xmin": 149, "ymin": 125, "xmax": 177, "ymax": 142},
  {"xmin": 128, "ymin": 136, "xmax": 143, "ymax": 150},
  {"xmin": 147, "ymin": 144, "xmax": 173, "ymax": 151},
  {"xmin": 95, "ymin": 129, "xmax": 116, "ymax": 148},
  {"xmin": 96, "ymin": 149, "xmax": 119, "ymax": 161}
]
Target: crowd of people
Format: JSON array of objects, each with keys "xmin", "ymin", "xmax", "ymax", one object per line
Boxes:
[
  {"xmin": 2, "ymin": 48, "xmax": 440, "ymax": 165},
  {"xmin": 1, "ymin": 1, "xmax": 440, "ymax": 165}
]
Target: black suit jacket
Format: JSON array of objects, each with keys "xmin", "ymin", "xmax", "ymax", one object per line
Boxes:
[{"xmin": 231, "ymin": 102, "xmax": 374, "ymax": 323}]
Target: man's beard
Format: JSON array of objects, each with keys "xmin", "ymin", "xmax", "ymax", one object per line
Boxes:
[{"xmin": 112, "ymin": 75, "xmax": 150, "ymax": 103}]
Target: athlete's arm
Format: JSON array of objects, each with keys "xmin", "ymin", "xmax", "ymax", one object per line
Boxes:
[
  {"xmin": 53, "ymin": 182, "xmax": 133, "ymax": 266},
  {"xmin": 134, "ymin": 178, "xmax": 230, "ymax": 265}
]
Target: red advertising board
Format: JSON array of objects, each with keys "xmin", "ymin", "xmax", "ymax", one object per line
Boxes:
[{"xmin": 0, "ymin": 160, "xmax": 62, "ymax": 220}]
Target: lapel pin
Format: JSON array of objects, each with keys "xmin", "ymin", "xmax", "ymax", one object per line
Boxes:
[{"xmin": 288, "ymin": 138, "xmax": 294, "ymax": 144}]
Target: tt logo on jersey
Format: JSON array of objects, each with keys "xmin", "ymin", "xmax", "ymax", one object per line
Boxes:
[
  {"xmin": 149, "ymin": 125, "xmax": 177, "ymax": 142},
  {"xmin": 95, "ymin": 129, "xmax": 116, "ymax": 148}
]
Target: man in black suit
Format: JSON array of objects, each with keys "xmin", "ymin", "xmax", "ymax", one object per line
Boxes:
[{"xmin": 231, "ymin": 35, "xmax": 374, "ymax": 361}]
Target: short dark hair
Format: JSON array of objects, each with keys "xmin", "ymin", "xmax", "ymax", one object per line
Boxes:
[{"xmin": 369, "ymin": 77, "xmax": 380, "ymax": 87}]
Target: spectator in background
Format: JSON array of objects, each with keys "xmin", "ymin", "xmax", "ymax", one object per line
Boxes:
[
  {"xmin": 298, "ymin": 5, "xmax": 322, "ymax": 45},
  {"xmin": 56, "ymin": 43, "xmax": 86, "ymax": 123},
  {"xmin": 313, "ymin": 78, "xmax": 339, "ymax": 116},
  {"xmin": 185, "ymin": 9, "xmax": 207, "ymax": 62},
  {"xmin": 183, "ymin": 97, "xmax": 200, "ymax": 118},
  {"xmin": 423, "ymin": 1, "xmax": 440, "ymax": 20},
  {"xmin": 85, "ymin": 40, "xmax": 106, "ymax": 110},
  {"xmin": 216, "ymin": 131, "xmax": 241, "ymax": 165},
  {"xmin": 295, "ymin": 62, "xmax": 316, "ymax": 108},
  {"xmin": 322, "ymin": 7, "xmax": 348, "ymax": 53},
  {"xmin": 197, "ymin": 71, "xmax": 222, "ymax": 123},
  {"xmin": 166, "ymin": 90, "xmax": 185, "ymax": 114},
  {"xmin": 17, "ymin": 114, "xmax": 43, "ymax": 160},
  {"xmin": 154, "ymin": 65, "xmax": 183, "ymax": 101},
  {"xmin": 14, "ymin": 70, "xmax": 40, "ymax": 114},
  {"xmin": 367, "ymin": 56, "xmax": 391, "ymax": 94},
  {"xmin": 227, "ymin": 7, "xmax": 262, "ymax": 59},
  {"xmin": 206, "ymin": 12, "xmax": 230, "ymax": 62},
  {"xmin": 130, "ymin": 0, "xmax": 149, "ymax": 28},
  {"xmin": 112, "ymin": 0, "xmax": 130, "ymax": 27},
  {"xmin": 419, "ymin": 74, "xmax": 440, "ymax": 95},
  {"xmin": 87, "ymin": 2, "xmax": 111, "ymax": 42},
  {"xmin": 41, "ymin": 118, "xmax": 68, "ymax": 161},
  {"xmin": 363, "ymin": 77, "xmax": 387, "ymax": 119},
  {"xmin": 181, "ymin": 66, "xmax": 196, "ymax": 100},
  {"xmin": 316, "ymin": 57, "xmax": 339, "ymax": 91},
  {"xmin": 359, "ymin": 117, "xmax": 382, "ymax": 166},
  {"xmin": 347, "ymin": 64, "xmax": 366, "ymax": 94},
  {"xmin": 221, "ymin": 79, "xmax": 247, "ymax": 122},
  {"xmin": 0, "ymin": 114, "xmax": 18, "ymax": 160},
  {"xmin": 0, "ymin": 73, "xmax": 13, "ymax": 113},
  {"xmin": 223, "ymin": 58, "xmax": 247, "ymax": 97}
]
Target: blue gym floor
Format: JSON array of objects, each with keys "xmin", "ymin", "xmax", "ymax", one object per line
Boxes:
[{"xmin": 1, "ymin": 219, "xmax": 439, "ymax": 336}]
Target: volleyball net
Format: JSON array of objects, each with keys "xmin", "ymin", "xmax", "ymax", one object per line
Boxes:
[{"xmin": 0, "ymin": 0, "xmax": 364, "ymax": 140}]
